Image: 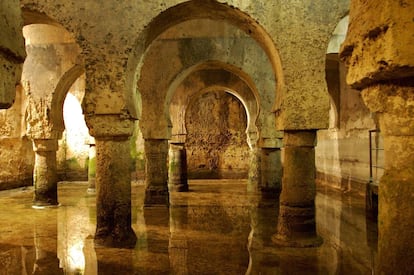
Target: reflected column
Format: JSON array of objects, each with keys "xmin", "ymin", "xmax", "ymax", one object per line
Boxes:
[
  {"xmin": 273, "ymin": 130, "xmax": 322, "ymax": 247},
  {"xmin": 33, "ymin": 210, "xmax": 63, "ymax": 274},
  {"xmin": 169, "ymin": 203, "xmax": 189, "ymax": 275},
  {"xmin": 144, "ymin": 139, "xmax": 169, "ymax": 206},
  {"xmin": 32, "ymin": 139, "xmax": 59, "ymax": 208}
]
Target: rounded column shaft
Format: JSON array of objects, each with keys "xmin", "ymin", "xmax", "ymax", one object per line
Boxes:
[
  {"xmin": 168, "ymin": 143, "xmax": 188, "ymax": 192},
  {"xmin": 94, "ymin": 137, "xmax": 136, "ymax": 248},
  {"xmin": 144, "ymin": 139, "xmax": 169, "ymax": 206},
  {"xmin": 362, "ymin": 84, "xmax": 414, "ymax": 273},
  {"xmin": 32, "ymin": 139, "xmax": 59, "ymax": 208},
  {"xmin": 273, "ymin": 130, "xmax": 322, "ymax": 247},
  {"xmin": 260, "ymin": 147, "xmax": 282, "ymax": 195}
]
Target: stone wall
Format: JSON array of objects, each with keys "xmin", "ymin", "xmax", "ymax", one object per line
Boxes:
[
  {"xmin": 186, "ymin": 91, "xmax": 249, "ymax": 179},
  {"xmin": 0, "ymin": 0, "xmax": 26, "ymax": 108},
  {"xmin": 316, "ymin": 56, "xmax": 376, "ymax": 194},
  {"xmin": 0, "ymin": 85, "xmax": 34, "ymax": 190}
]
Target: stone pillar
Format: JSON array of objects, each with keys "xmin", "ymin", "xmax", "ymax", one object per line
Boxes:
[
  {"xmin": 87, "ymin": 115, "xmax": 136, "ymax": 248},
  {"xmin": 259, "ymin": 143, "xmax": 283, "ymax": 196},
  {"xmin": 247, "ymin": 146, "xmax": 260, "ymax": 192},
  {"xmin": 168, "ymin": 143, "xmax": 188, "ymax": 192},
  {"xmin": 339, "ymin": 1, "xmax": 414, "ymax": 271},
  {"xmin": 144, "ymin": 139, "xmax": 169, "ymax": 206},
  {"xmin": 87, "ymin": 143, "xmax": 96, "ymax": 193},
  {"xmin": 247, "ymin": 131, "xmax": 260, "ymax": 192},
  {"xmin": 32, "ymin": 139, "xmax": 59, "ymax": 208},
  {"xmin": 272, "ymin": 130, "xmax": 322, "ymax": 247},
  {"xmin": 361, "ymin": 84, "xmax": 414, "ymax": 273}
]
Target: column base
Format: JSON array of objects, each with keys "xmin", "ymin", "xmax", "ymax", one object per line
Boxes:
[
  {"xmin": 32, "ymin": 202, "xmax": 60, "ymax": 209},
  {"xmin": 144, "ymin": 186, "xmax": 169, "ymax": 207},
  {"xmin": 94, "ymin": 227, "xmax": 137, "ymax": 249},
  {"xmin": 169, "ymin": 184, "xmax": 189, "ymax": 192},
  {"xmin": 272, "ymin": 204, "xmax": 322, "ymax": 248}
]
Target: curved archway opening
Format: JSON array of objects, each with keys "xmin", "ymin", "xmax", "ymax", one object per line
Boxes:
[
  {"xmin": 185, "ymin": 88, "xmax": 249, "ymax": 179},
  {"xmin": 127, "ymin": 0, "xmax": 284, "ymax": 121},
  {"xmin": 22, "ymin": 21, "xmax": 89, "ymax": 182}
]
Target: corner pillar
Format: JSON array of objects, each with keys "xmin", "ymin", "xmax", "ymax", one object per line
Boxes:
[
  {"xmin": 362, "ymin": 84, "xmax": 414, "ymax": 273},
  {"xmin": 32, "ymin": 139, "xmax": 59, "ymax": 208},
  {"xmin": 168, "ymin": 142, "xmax": 188, "ymax": 192},
  {"xmin": 87, "ymin": 115, "xmax": 137, "ymax": 248},
  {"xmin": 144, "ymin": 139, "xmax": 169, "ymax": 206},
  {"xmin": 272, "ymin": 130, "xmax": 322, "ymax": 247}
]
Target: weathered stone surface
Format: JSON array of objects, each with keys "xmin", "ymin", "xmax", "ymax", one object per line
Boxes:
[
  {"xmin": 341, "ymin": 1, "xmax": 414, "ymax": 272},
  {"xmin": 168, "ymin": 143, "xmax": 188, "ymax": 192},
  {"xmin": 340, "ymin": 0, "xmax": 414, "ymax": 88},
  {"xmin": 0, "ymin": 85, "xmax": 34, "ymax": 190},
  {"xmin": 0, "ymin": 0, "xmax": 26, "ymax": 108},
  {"xmin": 316, "ymin": 60, "xmax": 376, "ymax": 193},
  {"xmin": 20, "ymin": 0, "xmax": 348, "ymax": 131},
  {"xmin": 273, "ymin": 130, "xmax": 322, "ymax": 247},
  {"xmin": 95, "ymin": 137, "xmax": 136, "ymax": 248},
  {"xmin": 32, "ymin": 139, "xmax": 59, "ymax": 207},
  {"xmin": 186, "ymin": 91, "xmax": 249, "ymax": 179},
  {"xmin": 22, "ymin": 24, "xmax": 82, "ymax": 140},
  {"xmin": 144, "ymin": 139, "xmax": 169, "ymax": 206},
  {"xmin": 361, "ymin": 85, "xmax": 414, "ymax": 273}
]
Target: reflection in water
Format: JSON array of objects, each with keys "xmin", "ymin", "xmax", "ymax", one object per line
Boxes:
[{"xmin": 0, "ymin": 180, "xmax": 378, "ymax": 274}]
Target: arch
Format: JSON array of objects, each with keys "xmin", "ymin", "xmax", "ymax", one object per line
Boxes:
[
  {"xmin": 184, "ymin": 85, "xmax": 250, "ymax": 135},
  {"xmin": 22, "ymin": 7, "xmax": 63, "ymax": 27},
  {"xmin": 168, "ymin": 62, "xmax": 259, "ymax": 147},
  {"xmin": 22, "ymin": 22, "xmax": 85, "ymax": 139},
  {"xmin": 184, "ymin": 87, "xmax": 250, "ymax": 179},
  {"xmin": 51, "ymin": 64, "xmax": 85, "ymax": 134},
  {"xmin": 126, "ymin": 0, "xmax": 284, "ymax": 119}
]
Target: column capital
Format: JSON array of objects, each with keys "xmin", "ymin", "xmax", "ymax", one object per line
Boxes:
[
  {"xmin": 32, "ymin": 139, "xmax": 58, "ymax": 152},
  {"xmin": 283, "ymin": 130, "xmax": 316, "ymax": 147},
  {"xmin": 258, "ymin": 137, "xmax": 283, "ymax": 149},
  {"xmin": 86, "ymin": 114, "xmax": 135, "ymax": 139}
]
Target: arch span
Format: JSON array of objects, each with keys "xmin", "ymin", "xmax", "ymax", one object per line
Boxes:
[{"xmin": 127, "ymin": 0, "xmax": 284, "ymax": 119}]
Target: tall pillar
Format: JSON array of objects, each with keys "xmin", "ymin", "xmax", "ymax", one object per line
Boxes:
[
  {"xmin": 272, "ymin": 130, "xmax": 322, "ymax": 247},
  {"xmin": 247, "ymin": 131, "xmax": 260, "ymax": 192},
  {"xmin": 87, "ymin": 115, "xmax": 136, "ymax": 248},
  {"xmin": 339, "ymin": 0, "xmax": 414, "ymax": 271},
  {"xmin": 144, "ymin": 139, "xmax": 169, "ymax": 206},
  {"xmin": 32, "ymin": 139, "xmax": 59, "ymax": 208},
  {"xmin": 168, "ymin": 143, "xmax": 188, "ymax": 192},
  {"xmin": 362, "ymin": 84, "xmax": 414, "ymax": 273},
  {"xmin": 247, "ymin": 146, "xmax": 260, "ymax": 192},
  {"xmin": 260, "ymin": 148, "xmax": 282, "ymax": 194},
  {"xmin": 87, "ymin": 143, "xmax": 96, "ymax": 193}
]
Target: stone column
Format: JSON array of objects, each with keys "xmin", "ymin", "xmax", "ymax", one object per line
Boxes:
[
  {"xmin": 144, "ymin": 139, "xmax": 169, "ymax": 206},
  {"xmin": 260, "ymin": 147, "xmax": 282, "ymax": 195},
  {"xmin": 168, "ymin": 143, "xmax": 188, "ymax": 192},
  {"xmin": 87, "ymin": 143, "xmax": 96, "ymax": 193},
  {"xmin": 362, "ymin": 84, "xmax": 414, "ymax": 273},
  {"xmin": 87, "ymin": 115, "xmax": 136, "ymax": 248},
  {"xmin": 272, "ymin": 130, "xmax": 322, "ymax": 247},
  {"xmin": 32, "ymin": 139, "xmax": 59, "ymax": 208},
  {"xmin": 247, "ymin": 146, "xmax": 260, "ymax": 192}
]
